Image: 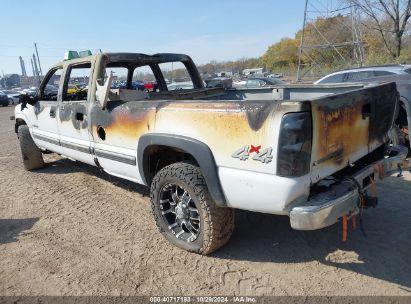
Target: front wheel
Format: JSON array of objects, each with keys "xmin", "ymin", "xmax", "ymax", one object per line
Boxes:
[
  {"xmin": 18, "ymin": 125, "xmax": 45, "ymax": 170},
  {"xmin": 150, "ymin": 162, "xmax": 234, "ymax": 254}
]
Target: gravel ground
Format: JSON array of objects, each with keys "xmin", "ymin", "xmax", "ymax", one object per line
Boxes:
[{"xmin": 0, "ymin": 105, "xmax": 410, "ymax": 296}]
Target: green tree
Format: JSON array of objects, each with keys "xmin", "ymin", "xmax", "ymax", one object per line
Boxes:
[{"xmin": 260, "ymin": 38, "xmax": 299, "ymax": 71}]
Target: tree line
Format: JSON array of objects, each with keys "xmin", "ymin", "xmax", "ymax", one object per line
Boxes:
[{"xmin": 196, "ymin": 0, "xmax": 411, "ymax": 79}]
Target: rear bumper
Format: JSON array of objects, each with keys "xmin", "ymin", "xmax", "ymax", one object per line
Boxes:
[{"xmin": 290, "ymin": 145, "xmax": 410, "ymax": 230}]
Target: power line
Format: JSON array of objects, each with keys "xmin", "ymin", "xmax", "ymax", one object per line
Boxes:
[{"xmin": 296, "ymin": 0, "xmax": 364, "ymax": 81}]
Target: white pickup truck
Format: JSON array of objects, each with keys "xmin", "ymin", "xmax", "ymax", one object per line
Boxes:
[{"xmin": 14, "ymin": 52, "xmax": 410, "ymax": 254}]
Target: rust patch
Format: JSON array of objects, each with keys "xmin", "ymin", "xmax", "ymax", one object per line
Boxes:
[
  {"xmin": 311, "ymin": 83, "xmax": 397, "ymax": 181},
  {"xmin": 106, "ymin": 109, "xmax": 153, "ymax": 140},
  {"xmin": 314, "ymin": 100, "xmax": 369, "ymax": 166}
]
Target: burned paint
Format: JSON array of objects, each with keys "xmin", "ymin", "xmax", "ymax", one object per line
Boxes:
[
  {"xmin": 239, "ymin": 101, "xmax": 278, "ymax": 131},
  {"xmin": 58, "ymin": 102, "xmax": 88, "ymax": 130},
  {"xmin": 310, "ymin": 83, "xmax": 397, "ymax": 183}
]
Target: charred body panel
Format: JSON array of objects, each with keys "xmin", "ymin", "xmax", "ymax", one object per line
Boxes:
[
  {"xmin": 310, "ymin": 83, "xmax": 397, "ymax": 183},
  {"xmin": 89, "ymin": 99, "xmax": 300, "ymax": 176}
]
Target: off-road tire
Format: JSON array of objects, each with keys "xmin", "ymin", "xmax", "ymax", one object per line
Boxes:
[
  {"xmin": 18, "ymin": 125, "xmax": 44, "ymax": 170},
  {"xmin": 151, "ymin": 162, "xmax": 234, "ymax": 254}
]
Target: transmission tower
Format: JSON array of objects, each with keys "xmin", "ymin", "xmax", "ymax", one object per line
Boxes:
[{"xmin": 296, "ymin": 0, "xmax": 364, "ymax": 81}]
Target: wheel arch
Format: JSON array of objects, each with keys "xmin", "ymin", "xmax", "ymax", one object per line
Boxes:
[
  {"xmin": 15, "ymin": 118, "xmax": 27, "ymax": 134},
  {"xmin": 137, "ymin": 133, "xmax": 226, "ymax": 206}
]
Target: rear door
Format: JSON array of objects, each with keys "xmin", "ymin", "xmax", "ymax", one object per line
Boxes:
[
  {"xmin": 310, "ymin": 82, "xmax": 397, "ymax": 182},
  {"xmin": 58, "ymin": 62, "xmax": 94, "ymax": 165}
]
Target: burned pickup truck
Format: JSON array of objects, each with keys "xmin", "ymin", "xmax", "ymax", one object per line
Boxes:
[{"xmin": 14, "ymin": 52, "xmax": 410, "ymax": 254}]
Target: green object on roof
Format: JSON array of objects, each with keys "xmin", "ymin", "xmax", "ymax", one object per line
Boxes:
[
  {"xmin": 64, "ymin": 51, "xmax": 79, "ymax": 60},
  {"xmin": 78, "ymin": 50, "xmax": 92, "ymax": 58}
]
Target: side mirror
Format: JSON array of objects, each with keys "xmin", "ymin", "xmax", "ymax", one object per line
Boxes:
[
  {"xmin": 20, "ymin": 93, "xmax": 39, "ymax": 109},
  {"xmin": 96, "ymin": 72, "xmax": 114, "ymax": 110}
]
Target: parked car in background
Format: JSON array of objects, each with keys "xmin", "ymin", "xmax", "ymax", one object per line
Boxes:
[
  {"xmin": 167, "ymin": 81, "xmax": 194, "ymax": 90},
  {"xmin": 315, "ymin": 67, "xmax": 411, "ymax": 151},
  {"xmin": 143, "ymin": 81, "xmax": 158, "ymax": 92},
  {"xmin": 67, "ymin": 84, "xmax": 84, "ymax": 94},
  {"xmin": 233, "ymin": 77, "xmax": 285, "ymax": 88},
  {"xmin": 20, "ymin": 87, "xmax": 38, "ymax": 97},
  {"xmin": 0, "ymin": 91, "xmax": 9, "ymax": 106},
  {"xmin": 131, "ymin": 80, "xmax": 145, "ymax": 91},
  {"xmin": 353, "ymin": 74, "xmax": 411, "ymax": 150},
  {"xmin": 1, "ymin": 90, "xmax": 20, "ymax": 104},
  {"xmin": 205, "ymin": 77, "xmax": 232, "ymax": 88},
  {"xmin": 267, "ymin": 73, "xmax": 283, "ymax": 78},
  {"xmin": 315, "ymin": 64, "xmax": 411, "ymax": 84}
]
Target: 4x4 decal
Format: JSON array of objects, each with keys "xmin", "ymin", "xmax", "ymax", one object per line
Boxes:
[{"xmin": 232, "ymin": 145, "xmax": 273, "ymax": 163}]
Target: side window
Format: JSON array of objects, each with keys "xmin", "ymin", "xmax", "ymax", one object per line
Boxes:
[
  {"xmin": 246, "ymin": 79, "xmax": 262, "ymax": 88},
  {"xmin": 41, "ymin": 68, "xmax": 62, "ymax": 101},
  {"xmin": 64, "ymin": 63, "xmax": 91, "ymax": 101},
  {"xmin": 319, "ymin": 73, "xmax": 345, "ymax": 84},
  {"xmin": 374, "ymin": 70, "xmax": 395, "ymax": 76},
  {"xmin": 104, "ymin": 67, "xmax": 129, "ymax": 89},
  {"xmin": 132, "ymin": 65, "xmax": 156, "ymax": 91},
  {"xmin": 346, "ymin": 71, "xmax": 373, "ymax": 81},
  {"xmin": 158, "ymin": 62, "xmax": 192, "ymax": 91}
]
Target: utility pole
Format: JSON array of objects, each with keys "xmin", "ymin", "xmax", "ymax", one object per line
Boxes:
[
  {"xmin": 296, "ymin": 0, "xmax": 309, "ymax": 82},
  {"xmin": 32, "ymin": 54, "xmax": 39, "ymax": 77},
  {"xmin": 34, "ymin": 42, "xmax": 43, "ymax": 76},
  {"xmin": 296, "ymin": 0, "xmax": 364, "ymax": 81},
  {"xmin": 30, "ymin": 58, "xmax": 35, "ymax": 77},
  {"xmin": 19, "ymin": 56, "xmax": 27, "ymax": 77},
  {"xmin": 1, "ymin": 70, "xmax": 5, "ymax": 88}
]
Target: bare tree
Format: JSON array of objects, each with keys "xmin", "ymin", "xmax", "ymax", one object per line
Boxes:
[{"xmin": 351, "ymin": 0, "xmax": 411, "ymax": 58}]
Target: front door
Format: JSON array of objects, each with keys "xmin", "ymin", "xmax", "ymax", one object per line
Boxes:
[{"xmin": 31, "ymin": 67, "xmax": 62, "ymax": 151}]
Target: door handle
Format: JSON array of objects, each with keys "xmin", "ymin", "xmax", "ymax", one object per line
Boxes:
[
  {"xmin": 76, "ymin": 112, "xmax": 84, "ymax": 121},
  {"xmin": 49, "ymin": 109, "xmax": 56, "ymax": 118}
]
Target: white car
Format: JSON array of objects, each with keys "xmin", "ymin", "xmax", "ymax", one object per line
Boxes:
[
  {"xmin": 315, "ymin": 64, "xmax": 411, "ymax": 84},
  {"xmin": 167, "ymin": 81, "xmax": 193, "ymax": 90}
]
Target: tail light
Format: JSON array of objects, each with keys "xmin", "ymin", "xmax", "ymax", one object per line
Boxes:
[{"xmin": 277, "ymin": 112, "xmax": 312, "ymax": 177}]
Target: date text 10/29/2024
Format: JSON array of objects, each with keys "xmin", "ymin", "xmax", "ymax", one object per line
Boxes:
[{"xmin": 150, "ymin": 296, "xmax": 257, "ymax": 303}]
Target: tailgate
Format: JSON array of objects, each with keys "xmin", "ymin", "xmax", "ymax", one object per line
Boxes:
[{"xmin": 310, "ymin": 82, "xmax": 398, "ymax": 182}]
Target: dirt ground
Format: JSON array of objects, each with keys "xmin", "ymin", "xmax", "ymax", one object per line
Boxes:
[{"xmin": 0, "ymin": 105, "xmax": 410, "ymax": 297}]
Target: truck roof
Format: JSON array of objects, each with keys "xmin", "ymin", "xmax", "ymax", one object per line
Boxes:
[{"xmin": 51, "ymin": 52, "xmax": 194, "ymax": 69}]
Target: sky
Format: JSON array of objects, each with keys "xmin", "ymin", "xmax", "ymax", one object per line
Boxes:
[{"xmin": 0, "ymin": 0, "xmax": 306, "ymax": 75}]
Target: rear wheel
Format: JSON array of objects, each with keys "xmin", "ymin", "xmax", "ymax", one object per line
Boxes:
[
  {"xmin": 150, "ymin": 162, "xmax": 234, "ymax": 254},
  {"xmin": 18, "ymin": 125, "xmax": 44, "ymax": 170}
]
